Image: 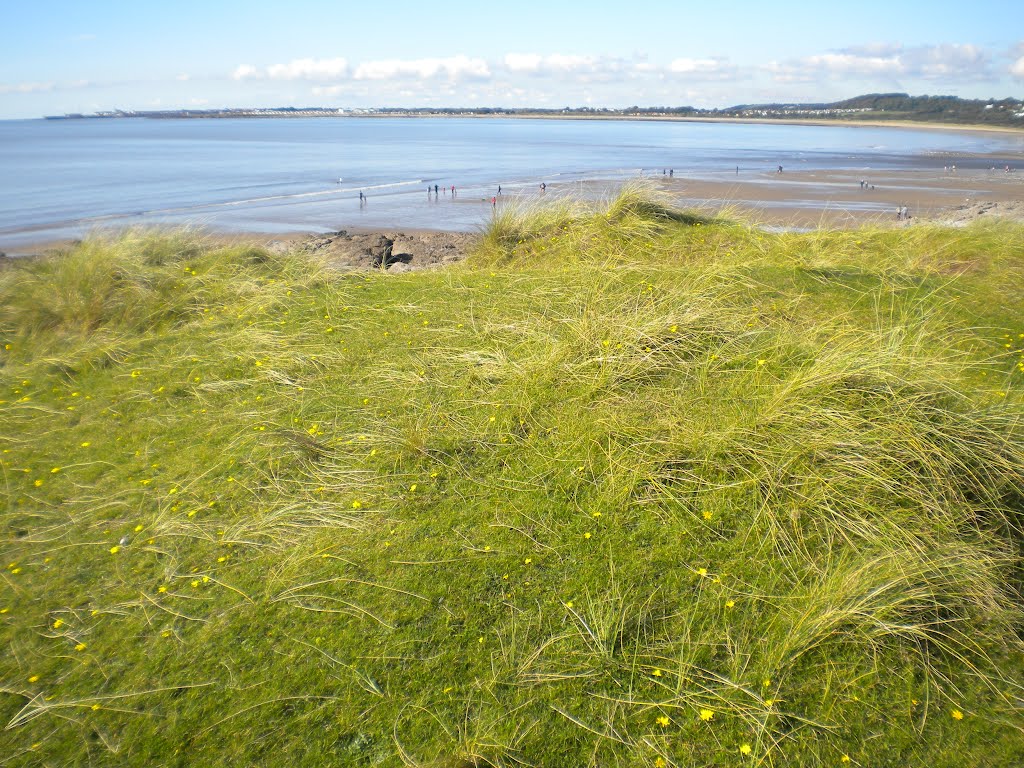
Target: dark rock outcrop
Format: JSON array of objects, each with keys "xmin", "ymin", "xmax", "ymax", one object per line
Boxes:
[{"xmin": 300, "ymin": 230, "xmax": 475, "ymax": 272}]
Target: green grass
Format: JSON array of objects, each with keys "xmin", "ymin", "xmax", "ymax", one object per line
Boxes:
[{"xmin": 2, "ymin": 195, "xmax": 1024, "ymax": 767}]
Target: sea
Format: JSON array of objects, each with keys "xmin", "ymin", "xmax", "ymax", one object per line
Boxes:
[{"xmin": 2, "ymin": 116, "xmax": 1023, "ymax": 251}]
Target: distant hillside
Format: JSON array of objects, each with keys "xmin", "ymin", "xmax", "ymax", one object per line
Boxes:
[{"xmin": 711, "ymin": 93, "xmax": 1024, "ymax": 127}]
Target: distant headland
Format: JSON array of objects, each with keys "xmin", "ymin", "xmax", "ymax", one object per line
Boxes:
[{"xmin": 44, "ymin": 93, "xmax": 1024, "ymax": 129}]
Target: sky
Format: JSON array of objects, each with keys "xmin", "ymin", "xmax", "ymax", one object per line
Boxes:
[{"xmin": 1, "ymin": 0, "xmax": 1022, "ymax": 119}]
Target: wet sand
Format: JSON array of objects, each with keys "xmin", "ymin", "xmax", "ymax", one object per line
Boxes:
[
  {"xmin": 643, "ymin": 166, "xmax": 1024, "ymax": 228},
  {"xmin": 3, "ymin": 167, "xmax": 1022, "ymax": 261}
]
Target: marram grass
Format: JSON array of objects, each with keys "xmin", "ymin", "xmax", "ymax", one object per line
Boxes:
[{"xmin": 2, "ymin": 194, "xmax": 1024, "ymax": 767}]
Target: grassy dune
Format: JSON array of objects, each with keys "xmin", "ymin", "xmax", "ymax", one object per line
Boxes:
[{"xmin": 2, "ymin": 190, "xmax": 1024, "ymax": 766}]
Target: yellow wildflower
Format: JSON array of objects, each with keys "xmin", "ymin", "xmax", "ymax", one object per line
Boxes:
[
  {"xmin": 584, "ymin": 532, "xmax": 592, "ymax": 539},
  {"xmin": 699, "ymin": 708, "xmax": 714, "ymax": 721},
  {"xmin": 53, "ymin": 618, "xmax": 64, "ymax": 629},
  {"xmin": 91, "ymin": 703, "xmax": 101, "ymax": 711},
  {"xmin": 656, "ymin": 715, "xmax": 670, "ymax": 727},
  {"xmin": 28, "ymin": 675, "xmax": 39, "ymax": 683},
  {"xmin": 74, "ymin": 643, "xmax": 87, "ymax": 651},
  {"xmin": 158, "ymin": 586, "xmax": 168, "ymax": 593},
  {"xmin": 952, "ymin": 709, "xmax": 964, "ymax": 720},
  {"xmin": 351, "ymin": 500, "xmax": 362, "ymax": 509},
  {"xmin": 725, "ymin": 599, "xmax": 735, "ymax": 608},
  {"xmin": 109, "ymin": 545, "xmax": 120, "ymax": 554},
  {"xmin": 740, "ymin": 744, "xmax": 752, "ymax": 755},
  {"xmin": 652, "ymin": 669, "xmax": 662, "ymax": 677}
]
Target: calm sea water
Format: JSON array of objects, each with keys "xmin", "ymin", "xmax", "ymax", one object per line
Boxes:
[{"xmin": 1, "ymin": 117, "xmax": 1022, "ymax": 250}]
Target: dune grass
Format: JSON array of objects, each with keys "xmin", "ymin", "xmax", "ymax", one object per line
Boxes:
[{"xmin": 2, "ymin": 195, "xmax": 1024, "ymax": 766}]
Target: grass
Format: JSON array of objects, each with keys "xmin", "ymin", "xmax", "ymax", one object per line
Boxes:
[{"xmin": 1, "ymin": 194, "xmax": 1024, "ymax": 766}]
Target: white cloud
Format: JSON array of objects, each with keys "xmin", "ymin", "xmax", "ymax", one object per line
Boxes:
[
  {"xmin": 232, "ymin": 64, "xmax": 259, "ymax": 81},
  {"xmin": 1012, "ymin": 56, "xmax": 1024, "ymax": 78},
  {"xmin": 233, "ymin": 58, "xmax": 349, "ymax": 81},
  {"xmin": 311, "ymin": 85, "xmax": 346, "ymax": 97},
  {"xmin": 503, "ymin": 53, "xmax": 620, "ymax": 76},
  {"xmin": 667, "ymin": 58, "xmax": 738, "ymax": 80},
  {"xmin": 0, "ymin": 81, "xmax": 56, "ymax": 94},
  {"xmin": 503, "ymin": 53, "xmax": 543, "ymax": 73},
  {"xmin": 176, "ymin": 73, "xmax": 190, "ymax": 82},
  {"xmin": 902, "ymin": 44, "xmax": 989, "ymax": 80},
  {"xmin": 267, "ymin": 57, "xmax": 349, "ymax": 80},
  {"xmin": 353, "ymin": 55, "xmax": 489, "ymax": 81},
  {"xmin": 767, "ymin": 43, "xmax": 992, "ymax": 83}
]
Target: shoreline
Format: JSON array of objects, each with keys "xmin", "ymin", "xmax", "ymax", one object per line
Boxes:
[
  {"xmin": 353, "ymin": 112, "xmax": 1024, "ymax": 137},
  {"xmin": 33, "ymin": 112, "xmax": 1024, "ymax": 137},
  {"xmin": 4, "ymin": 167, "xmax": 1022, "ymax": 260}
]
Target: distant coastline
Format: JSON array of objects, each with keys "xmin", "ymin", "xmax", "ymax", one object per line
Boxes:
[
  {"xmin": 42, "ymin": 110, "xmax": 1024, "ymax": 139},
  {"xmin": 42, "ymin": 93, "xmax": 1024, "ymax": 132}
]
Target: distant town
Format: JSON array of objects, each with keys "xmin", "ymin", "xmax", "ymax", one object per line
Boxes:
[{"xmin": 46, "ymin": 93, "xmax": 1024, "ymax": 128}]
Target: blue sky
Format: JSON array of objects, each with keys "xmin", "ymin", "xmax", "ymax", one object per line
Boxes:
[{"xmin": 1, "ymin": 0, "xmax": 1022, "ymax": 118}]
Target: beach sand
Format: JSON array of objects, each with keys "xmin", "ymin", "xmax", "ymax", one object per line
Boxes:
[
  {"xmin": 643, "ymin": 166, "xmax": 1024, "ymax": 229},
  {"xmin": 3, "ymin": 167, "xmax": 1021, "ymax": 267}
]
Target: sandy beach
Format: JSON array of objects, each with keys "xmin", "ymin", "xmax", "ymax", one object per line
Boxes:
[
  {"xmin": 3, "ymin": 166, "xmax": 1021, "ymax": 265},
  {"xmin": 644, "ymin": 165, "xmax": 1024, "ymax": 228}
]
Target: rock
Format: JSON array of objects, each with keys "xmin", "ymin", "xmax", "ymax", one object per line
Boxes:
[
  {"xmin": 364, "ymin": 235, "xmax": 394, "ymax": 268},
  {"xmin": 388, "ymin": 262, "xmax": 412, "ymax": 274},
  {"xmin": 300, "ymin": 230, "xmax": 476, "ymax": 272}
]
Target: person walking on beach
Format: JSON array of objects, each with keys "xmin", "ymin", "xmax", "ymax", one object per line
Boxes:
[
  {"xmin": 498, "ymin": 185, "xmax": 502, "ymax": 195},
  {"xmin": 777, "ymin": 165, "xmax": 783, "ymax": 174},
  {"xmin": 359, "ymin": 191, "xmax": 364, "ymax": 204},
  {"xmin": 491, "ymin": 196, "xmax": 496, "ymax": 208},
  {"xmin": 452, "ymin": 185, "xmax": 456, "ymax": 196}
]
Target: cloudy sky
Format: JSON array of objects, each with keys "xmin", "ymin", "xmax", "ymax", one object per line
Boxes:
[{"xmin": 2, "ymin": 0, "xmax": 1022, "ymax": 119}]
